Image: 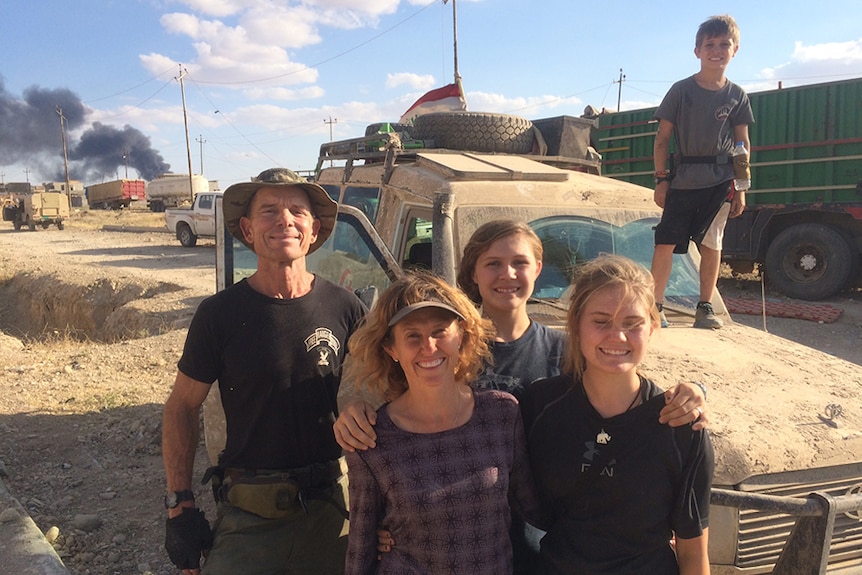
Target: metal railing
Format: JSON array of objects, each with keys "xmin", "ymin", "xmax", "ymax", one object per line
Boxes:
[{"xmin": 711, "ymin": 488, "xmax": 862, "ymax": 574}]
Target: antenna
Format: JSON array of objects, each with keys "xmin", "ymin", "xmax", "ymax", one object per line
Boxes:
[{"xmin": 451, "ymin": 0, "xmax": 460, "ymax": 81}]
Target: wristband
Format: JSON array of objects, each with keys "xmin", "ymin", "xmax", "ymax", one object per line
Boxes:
[{"xmin": 694, "ymin": 381, "xmax": 708, "ymax": 400}]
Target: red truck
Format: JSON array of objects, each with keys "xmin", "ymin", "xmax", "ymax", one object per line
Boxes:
[{"xmin": 85, "ymin": 179, "xmax": 146, "ymax": 210}]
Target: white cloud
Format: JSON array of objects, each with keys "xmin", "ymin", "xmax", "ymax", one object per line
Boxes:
[
  {"xmin": 139, "ymin": 52, "xmax": 183, "ymax": 77},
  {"xmin": 244, "ymin": 86, "xmax": 327, "ymax": 101},
  {"xmin": 386, "ymin": 72, "xmax": 435, "ymax": 90},
  {"xmin": 791, "ymin": 38, "xmax": 862, "ymax": 63},
  {"xmin": 173, "ymin": 0, "xmax": 246, "ymax": 18},
  {"xmin": 143, "ymin": 11, "xmax": 320, "ymax": 86},
  {"xmin": 239, "ymin": 5, "xmax": 323, "ymax": 48},
  {"xmin": 466, "ymin": 91, "xmax": 583, "ymax": 119},
  {"xmin": 752, "ymin": 38, "xmax": 862, "ymax": 90},
  {"xmin": 304, "ymin": 0, "xmax": 401, "ymax": 24},
  {"xmin": 139, "ymin": 1, "xmax": 453, "ymax": 95}
]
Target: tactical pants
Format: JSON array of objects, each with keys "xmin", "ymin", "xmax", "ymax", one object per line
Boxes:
[{"xmin": 202, "ymin": 474, "xmax": 349, "ymax": 575}]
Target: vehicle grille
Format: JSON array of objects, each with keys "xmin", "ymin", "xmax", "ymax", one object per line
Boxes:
[{"xmin": 735, "ymin": 465, "xmax": 862, "ymax": 569}]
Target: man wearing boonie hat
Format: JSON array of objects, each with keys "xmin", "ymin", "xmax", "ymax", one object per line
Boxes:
[{"xmin": 162, "ymin": 168, "xmax": 366, "ymax": 575}]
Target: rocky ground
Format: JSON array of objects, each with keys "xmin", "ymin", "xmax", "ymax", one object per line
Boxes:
[
  {"xmin": 0, "ymin": 208, "xmax": 860, "ymax": 575},
  {"xmin": 0, "ymin": 210, "xmax": 216, "ymax": 575}
]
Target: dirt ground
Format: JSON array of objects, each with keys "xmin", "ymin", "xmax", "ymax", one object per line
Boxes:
[{"xmin": 0, "ymin": 208, "xmax": 861, "ymax": 575}]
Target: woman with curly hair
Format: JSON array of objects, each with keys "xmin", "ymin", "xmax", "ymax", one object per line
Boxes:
[{"xmin": 343, "ymin": 270, "xmax": 542, "ymax": 575}]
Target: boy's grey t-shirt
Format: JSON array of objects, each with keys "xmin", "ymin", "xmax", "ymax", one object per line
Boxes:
[{"xmin": 655, "ymin": 75, "xmax": 754, "ymax": 189}]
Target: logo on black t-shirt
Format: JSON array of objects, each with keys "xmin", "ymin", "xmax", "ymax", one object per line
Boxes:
[{"xmin": 305, "ymin": 328, "xmax": 341, "ymax": 372}]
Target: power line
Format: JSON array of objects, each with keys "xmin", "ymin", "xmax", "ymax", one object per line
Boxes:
[
  {"xmin": 84, "ymin": 66, "xmax": 177, "ymax": 104},
  {"xmin": 93, "ymin": 78, "xmax": 175, "ymax": 122},
  {"xmin": 213, "ymin": 109, "xmax": 281, "ymax": 167}
]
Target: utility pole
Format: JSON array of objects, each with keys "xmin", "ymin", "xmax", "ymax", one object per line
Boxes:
[
  {"xmin": 196, "ymin": 135, "xmax": 206, "ymax": 175},
  {"xmin": 323, "ymin": 116, "xmax": 338, "ymax": 166},
  {"xmin": 23, "ymin": 168, "xmax": 31, "ymax": 183},
  {"xmin": 614, "ymin": 68, "xmax": 626, "ymax": 112},
  {"xmin": 56, "ymin": 106, "xmax": 71, "ymax": 197},
  {"xmin": 175, "ymin": 64, "xmax": 195, "ymax": 203},
  {"xmin": 122, "ymin": 150, "xmax": 129, "ymax": 179}
]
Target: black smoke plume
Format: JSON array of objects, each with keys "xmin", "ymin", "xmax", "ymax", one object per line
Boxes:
[{"xmin": 0, "ymin": 78, "xmax": 170, "ymax": 182}]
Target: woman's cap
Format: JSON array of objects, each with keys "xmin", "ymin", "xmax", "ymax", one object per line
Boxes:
[{"xmin": 388, "ymin": 301, "xmax": 465, "ymax": 327}]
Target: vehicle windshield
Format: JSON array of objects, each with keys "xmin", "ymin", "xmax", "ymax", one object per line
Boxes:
[
  {"xmin": 530, "ymin": 216, "xmax": 701, "ymax": 308},
  {"xmin": 221, "ymin": 210, "xmax": 701, "ymax": 311}
]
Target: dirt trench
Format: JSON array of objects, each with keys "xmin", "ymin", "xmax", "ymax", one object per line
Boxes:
[{"xmin": 0, "ymin": 271, "xmax": 193, "ymax": 344}]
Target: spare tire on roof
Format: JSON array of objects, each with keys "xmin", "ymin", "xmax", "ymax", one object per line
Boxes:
[{"xmin": 412, "ymin": 112, "xmax": 535, "ymax": 154}]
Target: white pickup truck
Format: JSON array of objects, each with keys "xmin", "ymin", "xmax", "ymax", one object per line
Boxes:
[{"xmin": 164, "ymin": 191, "xmax": 223, "ymax": 247}]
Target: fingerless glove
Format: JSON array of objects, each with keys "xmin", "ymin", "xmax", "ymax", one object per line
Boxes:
[{"xmin": 165, "ymin": 507, "xmax": 213, "ymax": 570}]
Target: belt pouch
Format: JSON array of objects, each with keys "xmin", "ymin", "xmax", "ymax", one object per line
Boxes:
[{"xmin": 226, "ymin": 476, "xmax": 303, "ymax": 520}]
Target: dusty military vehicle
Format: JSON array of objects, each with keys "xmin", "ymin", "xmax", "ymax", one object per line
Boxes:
[
  {"xmin": 3, "ymin": 192, "xmax": 70, "ymax": 231},
  {"xmin": 211, "ymin": 113, "xmax": 862, "ymax": 574}
]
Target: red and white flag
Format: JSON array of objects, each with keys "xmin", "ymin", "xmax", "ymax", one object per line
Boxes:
[{"xmin": 399, "ymin": 80, "xmax": 467, "ymax": 125}]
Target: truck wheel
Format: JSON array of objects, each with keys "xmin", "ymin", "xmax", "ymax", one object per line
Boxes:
[
  {"xmin": 412, "ymin": 112, "xmax": 535, "ymax": 154},
  {"xmin": 57, "ymin": 221, "xmax": 65, "ymax": 230},
  {"xmin": 150, "ymin": 200, "xmax": 164, "ymax": 213},
  {"xmin": 177, "ymin": 222, "xmax": 198, "ymax": 247},
  {"xmin": 13, "ymin": 219, "xmax": 22, "ymax": 231},
  {"xmin": 764, "ymin": 223, "xmax": 856, "ymax": 300}
]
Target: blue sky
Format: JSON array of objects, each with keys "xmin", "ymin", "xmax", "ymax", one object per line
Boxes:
[{"xmin": 2, "ymin": 0, "xmax": 862, "ymax": 188}]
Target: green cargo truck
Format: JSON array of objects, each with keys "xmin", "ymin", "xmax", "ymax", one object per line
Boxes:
[{"xmin": 596, "ymin": 77, "xmax": 862, "ymax": 300}]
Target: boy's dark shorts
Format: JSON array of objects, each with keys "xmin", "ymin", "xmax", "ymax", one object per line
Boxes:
[{"xmin": 654, "ymin": 181, "xmax": 732, "ymax": 254}]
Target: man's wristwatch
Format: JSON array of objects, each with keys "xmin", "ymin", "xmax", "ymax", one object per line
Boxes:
[
  {"xmin": 654, "ymin": 175, "xmax": 670, "ymax": 185},
  {"xmin": 164, "ymin": 489, "xmax": 196, "ymax": 509}
]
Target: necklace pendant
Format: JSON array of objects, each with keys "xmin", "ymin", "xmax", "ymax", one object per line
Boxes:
[{"xmin": 596, "ymin": 428, "xmax": 611, "ymax": 445}]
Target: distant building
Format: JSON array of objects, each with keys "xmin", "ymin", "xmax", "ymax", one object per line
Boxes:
[{"xmin": 44, "ymin": 180, "xmax": 85, "ymax": 195}]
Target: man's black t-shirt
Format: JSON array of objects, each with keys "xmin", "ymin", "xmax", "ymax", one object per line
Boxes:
[{"xmin": 179, "ymin": 277, "xmax": 365, "ymax": 470}]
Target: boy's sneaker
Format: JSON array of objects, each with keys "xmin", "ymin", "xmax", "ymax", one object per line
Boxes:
[
  {"xmin": 693, "ymin": 301, "xmax": 723, "ymax": 329},
  {"xmin": 657, "ymin": 303, "xmax": 669, "ymax": 328}
]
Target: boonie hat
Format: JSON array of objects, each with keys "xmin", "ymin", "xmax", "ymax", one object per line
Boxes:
[
  {"xmin": 223, "ymin": 167, "xmax": 337, "ymax": 254},
  {"xmin": 388, "ymin": 301, "xmax": 465, "ymax": 327}
]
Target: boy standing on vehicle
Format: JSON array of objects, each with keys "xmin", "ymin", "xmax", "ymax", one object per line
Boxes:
[{"xmin": 651, "ymin": 14, "xmax": 754, "ymax": 329}]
